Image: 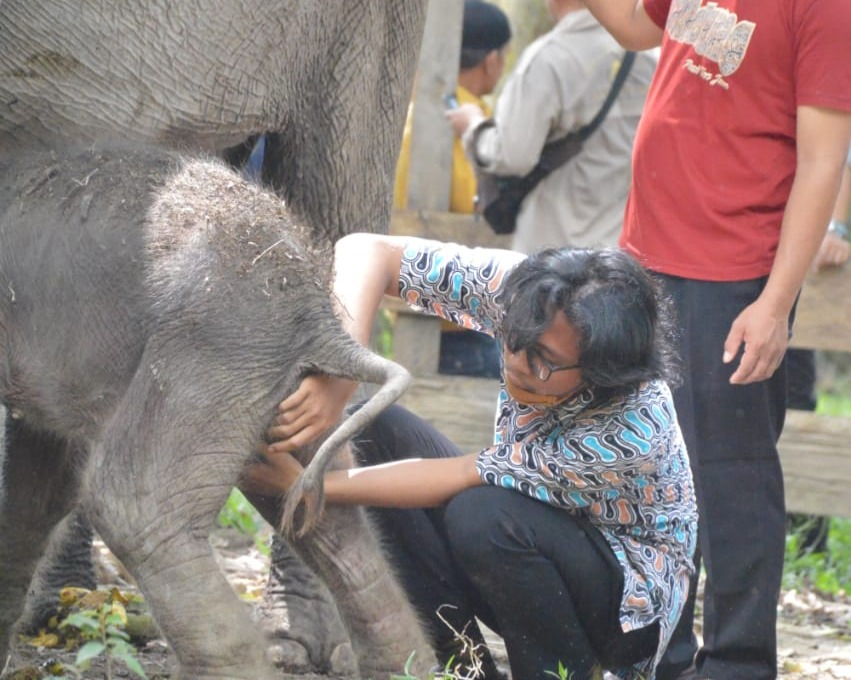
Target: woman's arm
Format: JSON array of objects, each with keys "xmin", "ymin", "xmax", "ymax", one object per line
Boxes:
[
  {"xmin": 245, "ymin": 449, "xmax": 483, "ymax": 508},
  {"xmin": 267, "ymin": 233, "xmax": 460, "ymax": 453}
]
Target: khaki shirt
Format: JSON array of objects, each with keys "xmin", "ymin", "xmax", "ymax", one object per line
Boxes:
[{"xmin": 464, "ymin": 10, "xmax": 658, "ymax": 252}]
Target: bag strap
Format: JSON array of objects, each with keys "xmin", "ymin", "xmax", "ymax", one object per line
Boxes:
[
  {"xmin": 579, "ymin": 50, "xmax": 637, "ymax": 140},
  {"xmin": 537, "ymin": 50, "xmax": 636, "ymax": 172}
]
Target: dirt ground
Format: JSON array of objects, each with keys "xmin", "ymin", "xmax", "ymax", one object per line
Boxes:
[{"xmin": 6, "ymin": 527, "xmax": 851, "ymax": 679}]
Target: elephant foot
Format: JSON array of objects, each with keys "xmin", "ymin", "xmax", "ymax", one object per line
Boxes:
[
  {"xmin": 18, "ymin": 513, "xmax": 97, "ymax": 634},
  {"xmin": 266, "ymin": 638, "xmax": 355, "ymax": 676},
  {"xmin": 256, "ymin": 602, "xmax": 355, "ymax": 676},
  {"xmin": 255, "ymin": 535, "xmax": 356, "ymax": 676}
]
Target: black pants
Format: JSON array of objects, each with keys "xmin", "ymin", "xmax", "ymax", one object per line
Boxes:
[
  {"xmin": 655, "ymin": 276, "xmax": 787, "ymax": 680},
  {"xmin": 351, "ymin": 404, "xmax": 659, "ymax": 679}
]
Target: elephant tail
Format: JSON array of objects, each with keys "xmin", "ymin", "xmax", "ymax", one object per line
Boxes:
[{"xmin": 281, "ymin": 338, "xmax": 411, "ymax": 537}]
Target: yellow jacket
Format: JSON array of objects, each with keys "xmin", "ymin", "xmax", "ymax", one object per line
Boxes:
[{"xmin": 393, "ymin": 86, "xmax": 492, "ymax": 214}]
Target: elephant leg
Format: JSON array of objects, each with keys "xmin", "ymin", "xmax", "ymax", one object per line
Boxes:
[
  {"xmin": 18, "ymin": 510, "xmax": 96, "ymax": 633},
  {"xmin": 81, "ymin": 369, "xmax": 277, "ymax": 680},
  {"xmin": 0, "ymin": 416, "xmax": 81, "ymax": 667},
  {"xmin": 264, "ymin": 535, "xmax": 355, "ymax": 675},
  {"xmin": 288, "ymin": 446, "xmax": 436, "ymax": 679},
  {"xmin": 242, "ymin": 491, "xmax": 355, "ymax": 676}
]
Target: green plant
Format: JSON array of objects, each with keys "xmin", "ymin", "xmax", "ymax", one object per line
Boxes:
[
  {"xmin": 784, "ymin": 517, "xmax": 851, "ymax": 595},
  {"xmin": 56, "ymin": 599, "xmax": 147, "ymax": 679},
  {"xmin": 543, "ymin": 661, "xmax": 573, "ymax": 679},
  {"xmin": 217, "ymin": 488, "xmax": 271, "ymax": 556},
  {"xmin": 372, "ymin": 308, "xmax": 395, "ymax": 359},
  {"xmin": 390, "ymin": 651, "xmax": 424, "ymax": 679},
  {"xmin": 782, "ymin": 390, "xmax": 851, "ymax": 596}
]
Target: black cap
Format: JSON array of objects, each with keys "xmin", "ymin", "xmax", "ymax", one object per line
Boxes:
[{"xmin": 462, "ymin": 0, "xmax": 511, "ymax": 53}]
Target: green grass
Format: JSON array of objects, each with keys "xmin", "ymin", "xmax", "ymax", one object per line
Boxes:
[
  {"xmin": 813, "ymin": 391, "xmax": 851, "ymax": 417},
  {"xmin": 783, "ymin": 390, "xmax": 851, "ymax": 596},
  {"xmin": 785, "ymin": 518, "xmax": 851, "ymax": 595}
]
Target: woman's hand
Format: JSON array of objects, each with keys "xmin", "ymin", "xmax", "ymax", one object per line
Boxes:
[
  {"xmin": 242, "ymin": 445, "xmax": 305, "ymax": 496},
  {"xmin": 267, "ymin": 373, "xmax": 357, "ymax": 453}
]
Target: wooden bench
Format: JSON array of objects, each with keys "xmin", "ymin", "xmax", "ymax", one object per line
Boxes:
[{"xmin": 386, "ymin": 209, "xmax": 851, "ymax": 518}]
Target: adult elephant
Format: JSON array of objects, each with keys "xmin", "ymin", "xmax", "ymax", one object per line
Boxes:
[
  {"xmin": 0, "ymin": 1, "xmax": 437, "ymax": 677},
  {"xmin": 0, "ymin": 0, "xmax": 425, "ymax": 243}
]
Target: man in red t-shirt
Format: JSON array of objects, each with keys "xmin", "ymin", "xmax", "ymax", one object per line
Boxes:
[{"xmin": 583, "ymin": 1, "xmax": 850, "ymax": 679}]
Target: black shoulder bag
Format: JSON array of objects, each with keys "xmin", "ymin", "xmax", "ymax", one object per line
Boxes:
[{"xmin": 474, "ymin": 51, "xmax": 636, "ymax": 235}]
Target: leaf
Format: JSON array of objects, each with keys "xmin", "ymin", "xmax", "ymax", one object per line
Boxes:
[
  {"xmin": 75, "ymin": 640, "xmax": 106, "ymax": 665},
  {"xmin": 25, "ymin": 630, "xmax": 61, "ymax": 648},
  {"xmin": 58, "ymin": 587, "xmax": 92, "ymax": 608},
  {"xmin": 782, "ymin": 659, "xmax": 804, "ymax": 673},
  {"xmin": 114, "ymin": 652, "xmax": 149, "ymax": 679},
  {"xmin": 107, "ymin": 600, "xmax": 128, "ymax": 626},
  {"xmin": 105, "ymin": 625, "xmax": 131, "ymax": 641},
  {"xmin": 60, "ymin": 611, "xmax": 99, "ymax": 634},
  {"xmin": 75, "ymin": 589, "xmax": 110, "ymax": 610},
  {"xmin": 108, "ymin": 587, "xmax": 132, "ymax": 607}
]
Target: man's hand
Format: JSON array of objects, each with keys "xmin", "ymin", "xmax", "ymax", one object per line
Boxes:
[
  {"xmin": 813, "ymin": 232, "xmax": 850, "ymax": 271},
  {"xmin": 724, "ymin": 299, "xmax": 790, "ymax": 385},
  {"xmin": 446, "ymin": 103, "xmax": 486, "ymax": 138},
  {"xmin": 267, "ymin": 374, "xmax": 356, "ymax": 453}
]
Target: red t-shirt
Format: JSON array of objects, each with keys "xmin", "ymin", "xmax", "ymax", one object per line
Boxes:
[{"xmin": 620, "ymin": 0, "xmax": 851, "ymax": 281}]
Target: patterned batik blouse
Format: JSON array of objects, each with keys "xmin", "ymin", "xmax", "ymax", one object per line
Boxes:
[{"xmin": 398, "ymin": 240, "xmax": 698, "ymax": 679}]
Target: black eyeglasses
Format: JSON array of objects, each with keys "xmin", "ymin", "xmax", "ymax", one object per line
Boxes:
[{"xmin": 527, "ymin": 348, "xmax": 581, "ymax": 381}]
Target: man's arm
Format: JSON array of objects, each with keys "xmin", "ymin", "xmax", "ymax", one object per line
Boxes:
[
  {"xmin": 583, "ymin": 0, "xmax": 664, "ymax": 50},
  {"xmin": 448, "ymin": 53, "xmax": 562, "ymax": 177},
  {"xmin": 725, "ymin": 106, "xmax": 851, "ymax": 384},
  {"xmin": 813, "ymin": 162, "xmax": 850, "ymax": 270}
]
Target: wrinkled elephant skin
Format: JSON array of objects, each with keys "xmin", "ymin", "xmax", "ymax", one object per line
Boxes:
[
  {"xmin": 0, "ymin": 0, "xmax": 427, "ymax": 243},
  {"xmin": 0, "ymin": 150, "xmax": 434, "ymax": 679}
]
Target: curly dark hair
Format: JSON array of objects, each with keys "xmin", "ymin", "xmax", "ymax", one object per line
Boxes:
[{"xmin": 500, "ymin": 247, "xmax": 680, "ymax": 398}]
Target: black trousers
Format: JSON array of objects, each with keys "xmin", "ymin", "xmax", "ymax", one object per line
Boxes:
[
  {"xmin": 655, "ymin": 276, "xmax": 787, "ymax": 680},
  {"xmin": 351, "ymin": 404, "xmax": 659, "ymax": 680}
]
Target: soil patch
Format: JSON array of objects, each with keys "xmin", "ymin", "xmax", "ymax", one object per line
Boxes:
[{"xmin": 6, "ymin": 528, "xmax": 851, "ymax": 679}]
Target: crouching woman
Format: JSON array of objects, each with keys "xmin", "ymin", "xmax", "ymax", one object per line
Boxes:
[{"xmin": 251, "ymin": 235, "xmax": 698, "ymax": 680}]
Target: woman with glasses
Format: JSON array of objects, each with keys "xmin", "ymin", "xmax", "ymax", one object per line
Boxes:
[{"xmin": 253, "ymin": 234, "xmax": 698, "ymax": 680}]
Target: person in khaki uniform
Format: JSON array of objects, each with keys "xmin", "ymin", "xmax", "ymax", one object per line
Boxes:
[{"xmin": 448, "ymin": 0, "xmax": 657, "ymax": 254}]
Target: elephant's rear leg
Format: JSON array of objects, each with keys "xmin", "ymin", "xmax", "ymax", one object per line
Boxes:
[
  {"xmin": 285, "ymin": 443, "xmax": 436, "ymax": 678},
  {"xmin": 0, "ymin": 418, "xmax": 81, "ymax": 666},
  {"xmin": 18, "ymin": 511, "xmax": 96, "ymax": 633},
  {"xmin": 243, "ymin": 492, "xmax": 355, "ymax": 676},
  {"xmin": 81, "ymin": 371, "xmax": 277, "ymax": 680}
]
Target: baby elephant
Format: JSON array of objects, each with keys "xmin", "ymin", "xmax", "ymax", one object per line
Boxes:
[{"xmin": 0, "ymin": 150, "xmax": 433, "ymax": 679}]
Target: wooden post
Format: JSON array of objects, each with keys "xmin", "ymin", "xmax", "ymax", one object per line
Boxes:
[
  {"xmin": 392, "ymin": 0, "xmax": 464, "ymax": 375},
  {"xmin": 405, "ymin": 0, "xmax": 464, "ymax": 212}
]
